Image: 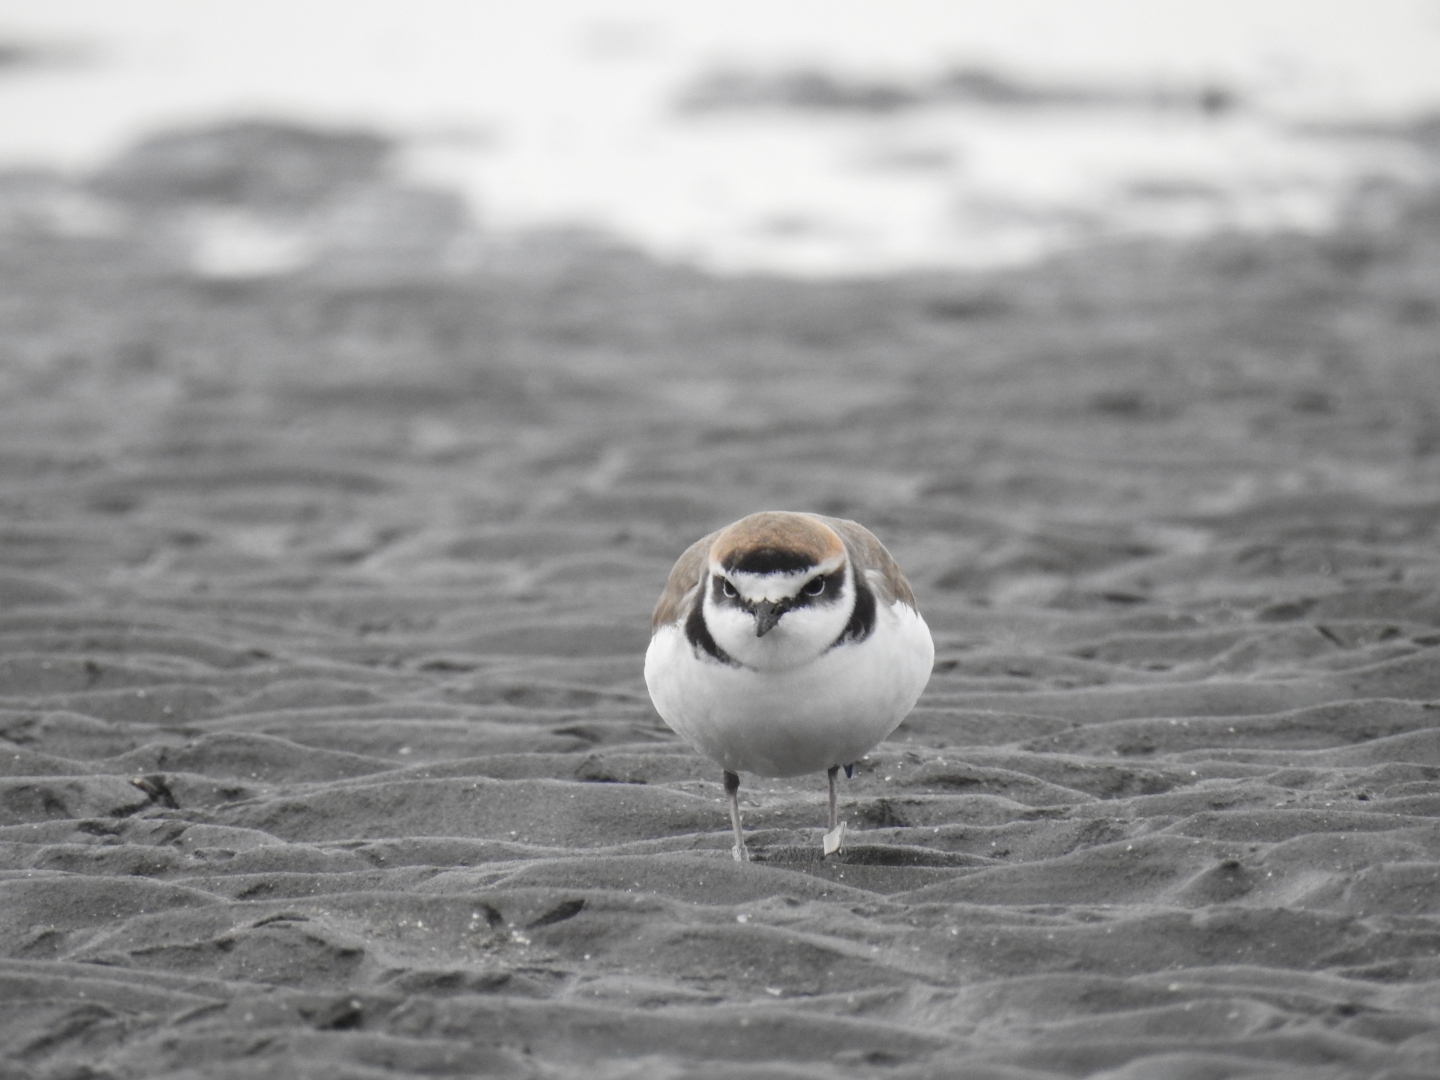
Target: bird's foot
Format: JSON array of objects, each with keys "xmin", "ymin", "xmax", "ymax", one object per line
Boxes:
[
  {"xmin": 732, "ymin": 842, "xmax": 751, "ymax": 863},
  {"xmin": 822, "ymin": 821, "xmax": 847, "ymax": 857}
]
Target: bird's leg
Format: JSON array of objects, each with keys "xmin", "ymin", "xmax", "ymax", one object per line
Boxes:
[
  {"xmin": 724, "ymin": 770, "xmax": 749, "ymax": 862},
  {"xmin": 823, "ymin": 765, "xmax": 847, "ymax": 856},
  {"xmin": 827, "ymin": 764, "xmax": 840, "ymax": 832}
]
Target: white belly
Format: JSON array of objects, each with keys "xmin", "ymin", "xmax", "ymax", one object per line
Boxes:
[{"xmin": 644, "ymin": 602, "xmax": 934, "ymax": 777}]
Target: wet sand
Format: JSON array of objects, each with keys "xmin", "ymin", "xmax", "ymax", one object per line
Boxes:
[{"xmin": 3, "ymin": 135, "xmax": 1440, "ymax": 1077}]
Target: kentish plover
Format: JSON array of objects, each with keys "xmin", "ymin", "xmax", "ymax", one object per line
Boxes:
[{"xmin": 645, "ymin": 511, "xmax": 934, "ymax": 860}]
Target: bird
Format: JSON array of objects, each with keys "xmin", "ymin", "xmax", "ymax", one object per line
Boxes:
[{"xmin": 644, "ymin": 511, "xmax": 934, "ymax": 861}]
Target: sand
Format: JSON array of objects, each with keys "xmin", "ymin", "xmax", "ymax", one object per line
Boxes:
[{"xmin": 3, "ymin": 126, "xmax": 1440, "ymax": 1078}]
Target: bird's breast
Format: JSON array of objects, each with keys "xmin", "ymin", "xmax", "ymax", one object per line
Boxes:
[{"xmin": 645, "ymin": 602, "xmax": 934, "ymax": 777}]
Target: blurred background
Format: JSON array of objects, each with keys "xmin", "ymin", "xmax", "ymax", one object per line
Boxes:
[{"xmin": 2, "ymin": 0, "xmax": 1440, "ymax": 278}]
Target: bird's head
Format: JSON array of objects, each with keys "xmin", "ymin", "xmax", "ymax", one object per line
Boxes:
[{"xmin": 701, "ymin": 512, "xmax": 855, "ymax": 670}]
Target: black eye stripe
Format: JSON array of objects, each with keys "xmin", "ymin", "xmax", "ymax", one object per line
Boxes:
[
  {"xmin": 710, "ymin": 569, "xmax": 844, "ymax": 609},
  {"xmin": 712, "ymin": 575, "xmax": 741, "ymax": 603},
  {"xmin": 789, "ymin": 568, "xmax": 845, "ymax": 608}
]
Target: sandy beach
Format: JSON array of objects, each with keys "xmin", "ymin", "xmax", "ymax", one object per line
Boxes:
[{"xmin": 3, "ymin": 123, "xmax": 1440, "ymax": 1077}]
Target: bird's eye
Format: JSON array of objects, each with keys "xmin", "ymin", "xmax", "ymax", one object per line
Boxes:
[
  {"xmin": 721, "ymin": 579, "xmax": 737, "ymax": 598},
  {"xmin": 805, "ymin": 578, "xmax": 826, "ymax": 596}
]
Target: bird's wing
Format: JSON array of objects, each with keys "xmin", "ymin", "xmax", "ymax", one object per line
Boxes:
[
  {"xmin": 814, "ymin": 515, "xmax": 919, "ymax": 611},
  {"xmin": 651, "ymin": 529, "xmax": 721, "ymax": 631}
]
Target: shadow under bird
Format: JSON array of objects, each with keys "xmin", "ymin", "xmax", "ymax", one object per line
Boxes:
[{"xmin": 645, "ymin": 511, "xmax": 934, "ymax": 860}]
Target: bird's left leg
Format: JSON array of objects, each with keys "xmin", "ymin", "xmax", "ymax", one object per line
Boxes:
[
  {"xmin": 827, "ymin": 764, "xmax": 840, "ymax": 832},
  {"xmin": 823, "ymin": 764, "xmax": 846, "ymax": 855}
]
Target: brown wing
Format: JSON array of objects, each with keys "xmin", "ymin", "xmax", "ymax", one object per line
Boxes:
[
  {"xmin": 650, "ymin": 529, "xmax": 721, "ymax": 631},
  {"xmin": 814, "ymin": 515, "xmax": 919, "ymax": 611}
]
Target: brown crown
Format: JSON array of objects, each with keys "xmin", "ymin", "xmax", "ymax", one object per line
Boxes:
[{"xmin": 709, "ymin": 512, "xmax": 845, "ymax": 574}]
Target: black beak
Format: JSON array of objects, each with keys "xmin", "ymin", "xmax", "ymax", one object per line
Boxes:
[{"xmin": 753, "ymin": 600, "xmax": 785, "ymax": 637}]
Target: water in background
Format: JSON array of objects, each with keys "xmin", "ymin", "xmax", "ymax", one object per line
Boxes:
[{"xmin": 1, "ymin": 0, "xmax": 1438, "ymax": 277}]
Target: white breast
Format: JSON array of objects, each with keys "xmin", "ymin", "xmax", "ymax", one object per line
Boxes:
[{"xmin": 645, "ymin": 600, "xmax": 934, "ymax": 777}]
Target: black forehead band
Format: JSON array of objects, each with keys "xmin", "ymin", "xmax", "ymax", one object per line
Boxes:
[{"xmin": 722, "ymin": 547, "xmax": 817, "ymax": 575}]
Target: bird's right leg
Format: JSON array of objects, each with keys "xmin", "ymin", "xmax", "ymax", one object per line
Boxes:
[{"xmin": 724, "ymin": 770, "xmax": 749, "ymax": 862}]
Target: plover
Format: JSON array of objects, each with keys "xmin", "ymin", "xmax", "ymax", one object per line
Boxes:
[{"xmin": 645, "ymin": 511, "xmax": 934, "ymax": 860}]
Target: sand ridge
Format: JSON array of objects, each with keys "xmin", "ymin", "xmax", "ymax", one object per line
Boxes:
[{"xmin": 2, "ymin": 132, "xmax": 1440, "ymax": 1076}]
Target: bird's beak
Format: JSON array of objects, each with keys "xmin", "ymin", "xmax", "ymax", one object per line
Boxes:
[{"xmin": 753, "ymin": 600, "xmax": 785, "ymax": 637}]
